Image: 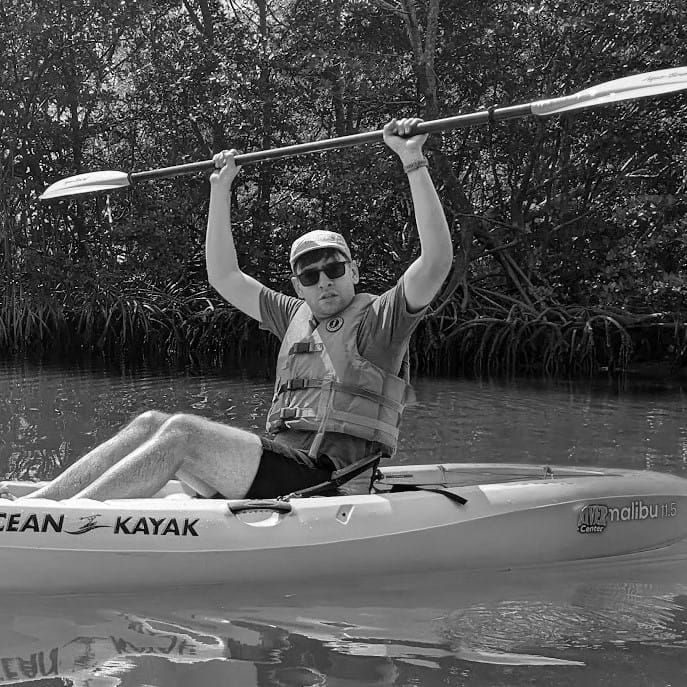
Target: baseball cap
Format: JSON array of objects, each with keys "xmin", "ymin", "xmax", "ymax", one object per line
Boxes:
[{"xmin": 289, "ymin": 230, "xmax": 352, "ymax": 270}]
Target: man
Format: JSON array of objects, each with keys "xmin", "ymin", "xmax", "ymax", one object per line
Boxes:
[{"xmin": 4, "ymin": 117, "xmax": 452, "ymax": 501}]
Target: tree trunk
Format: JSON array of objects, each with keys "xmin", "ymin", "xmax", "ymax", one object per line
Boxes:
[{"xmin": 397, "ymin": 0, "xmax": 476, "ymax": 311}]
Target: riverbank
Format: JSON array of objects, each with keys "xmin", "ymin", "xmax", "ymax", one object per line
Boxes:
[
  {"xmin": 2, "ymin": 297, "xmax": 684, "ymax": 379},
  {"xmin": 6, "ymin": 294, "xmax": 687, "ymax": 380}
]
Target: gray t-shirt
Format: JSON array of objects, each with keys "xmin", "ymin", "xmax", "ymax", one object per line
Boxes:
[{"xmin": 258, "ymin": 277, "xmax": 427, "ymax": 468}]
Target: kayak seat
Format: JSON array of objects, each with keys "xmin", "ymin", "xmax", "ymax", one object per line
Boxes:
[{"xmin": 280, "ymin": 451, "xmax": 387, "ymax": 500}]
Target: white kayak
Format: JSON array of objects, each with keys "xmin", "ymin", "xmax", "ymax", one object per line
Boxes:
[{"xmin": 1, "ymin": 462, "xmax": 687, "ymax": 594}]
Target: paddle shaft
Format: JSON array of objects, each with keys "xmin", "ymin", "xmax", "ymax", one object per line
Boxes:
[{"xmin": 129, "ymin": 103, "xmax": 532, "ymax": 183}]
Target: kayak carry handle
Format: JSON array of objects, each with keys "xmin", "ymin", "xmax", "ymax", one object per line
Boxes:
[{"xmin": 228, "ymin": 499, "xmax": 293, "ymax": 514}]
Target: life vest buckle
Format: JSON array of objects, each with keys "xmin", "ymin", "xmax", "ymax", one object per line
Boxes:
[
  {"xmin": 289, "ymin": 342, "xmax": 324, "ymax": 355},
  {"xmin": 286, "ymin": 378, "xmax": 307, "ymax": 390},
  {"xmin": 279, "ymin": 408, "xmax": 299, "ymax": 419}
]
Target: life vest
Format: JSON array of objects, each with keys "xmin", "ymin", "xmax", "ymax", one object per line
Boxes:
[{"xmin": 266, "ymin": 293, "xmax": 411, "ymax": 458}]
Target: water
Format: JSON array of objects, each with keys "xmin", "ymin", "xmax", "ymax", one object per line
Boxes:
[{"xmin": 1, "ymin": 358, "xmax": 687, "ymax": 686}]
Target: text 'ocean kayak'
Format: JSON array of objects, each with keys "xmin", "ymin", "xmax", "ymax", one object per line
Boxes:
[{"xmin": 1, "ymin": 463, "xmax": 687, "ymax": 594}]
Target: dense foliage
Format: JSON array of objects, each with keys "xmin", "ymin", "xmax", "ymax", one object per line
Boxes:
[{"xmin": 2, "ymin": 0, "xmax": 686, "ymax": 377}]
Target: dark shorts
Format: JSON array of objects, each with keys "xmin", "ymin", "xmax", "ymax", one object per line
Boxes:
[{"xmin": 242, "ymin": 436, "xmax": 336, "ymax": 499}]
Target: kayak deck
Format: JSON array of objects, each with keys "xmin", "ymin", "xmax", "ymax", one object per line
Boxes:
[
  {"xmin": 2, "ymin": 462, "xmax": 610, "ymax": 499},
  {"xmin": 1, "ymin": 463, "xmax": 687, "ymax": 594}
]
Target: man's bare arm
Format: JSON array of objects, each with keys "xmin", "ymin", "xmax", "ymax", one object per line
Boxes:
[
  {"xmin": 205, "ymin": 149, "xmax": 263, "ymax": 322},
  {"xmin": 383, "ymin": 119, "xmax": 453, "ymax": 313}
]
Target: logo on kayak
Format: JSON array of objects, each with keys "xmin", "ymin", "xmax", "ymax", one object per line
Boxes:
[
  {"xmin": 114, "ymin": 515, "xmax": 199, "ymax": 536},
  {"xmin": 0, "ymin": 511, "xmax": 64, "ymax": 533},
  {"xmin": 65, "ymin": 514, "xmax": 109, "ymax": 534},
  {"xmin": 577, "ymin": 500, "xmax": 678, "ymax": 534},
  {"xmin": 0, "ymin": 512, "xmax": 199, "ymax": 537}
]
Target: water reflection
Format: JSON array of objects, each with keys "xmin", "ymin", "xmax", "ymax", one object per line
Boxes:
[{"xmin": 2, "ymin": 562, "xmax": 687, "ymax": 687}]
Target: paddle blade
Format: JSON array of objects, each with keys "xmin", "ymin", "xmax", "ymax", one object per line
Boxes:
[
  {"xmin": 531, "ymin": 66, "xmax": 687, "ymax": 116},
  {"xmin": 40, "ymin": 171, "xmax": 131, "ymax": 200}
]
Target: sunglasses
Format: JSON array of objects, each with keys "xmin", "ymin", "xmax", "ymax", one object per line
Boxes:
[{"xmin": 295, "ymin": 261, "xmax": 349, "ymax": 287}]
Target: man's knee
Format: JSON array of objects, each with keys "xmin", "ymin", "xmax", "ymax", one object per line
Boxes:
[
  {"xmin": 132, "ymin": 410, "xmax": 170, "ymax": 434},
  {"xmin": 157, "ymin": 413, "xmax": 208, "ymax": 444},
  {"xmin": 158, "ymin": 414, "xmax": 261, "ymax": 457}
]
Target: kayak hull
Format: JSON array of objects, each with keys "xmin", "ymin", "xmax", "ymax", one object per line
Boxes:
[{"xmin": 1, "ymin": 463, "xmax": 687, "ymax": 593}]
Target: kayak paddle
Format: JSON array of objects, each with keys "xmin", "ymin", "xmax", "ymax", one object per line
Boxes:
[{"xmin": 40, "ymin": 66, "xmax": 687, "ymax": 201}]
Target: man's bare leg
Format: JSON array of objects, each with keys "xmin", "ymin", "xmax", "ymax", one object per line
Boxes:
[
  {"xmin": 73, "ymin": 414, "xmax": 262, "ymax": 500},
  {"xmin": 22, "ymin": 410, "xmax": 170, "ymax": 500}
]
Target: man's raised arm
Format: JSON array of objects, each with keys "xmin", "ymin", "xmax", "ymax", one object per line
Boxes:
[
  {"xmin": 205, "ymin": 149, "xmax": 263, "ymax": 322},
  {"xmin": 383, "ymin": 119, "xmax": 453, "ymax": 312}
]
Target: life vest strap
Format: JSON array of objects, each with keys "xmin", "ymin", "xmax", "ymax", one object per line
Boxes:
[
  {"xmin": 278, "ymin": 407, "xmax": 317, "ymax": 420},
  {"xmin": 325, "ymin": 408, "xmax": 400, "ymax": 441},
  {"xmin": 288, "ymin": 342, "xmax": 324, "ymax": 355},
  {"xmin": 276, "ymin": 378, "xmax": 405, "ymax": 413},
  {"xmin": 277, "ymin": 378, "xmax": 322, "ymax": 393},
  {"xmin": 330, "ymin": 382, "xmax": 405, "ymax": 413},
  {"xmin": 269, "ymin": 406, "xmax": 399, "ymax": 443}
]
